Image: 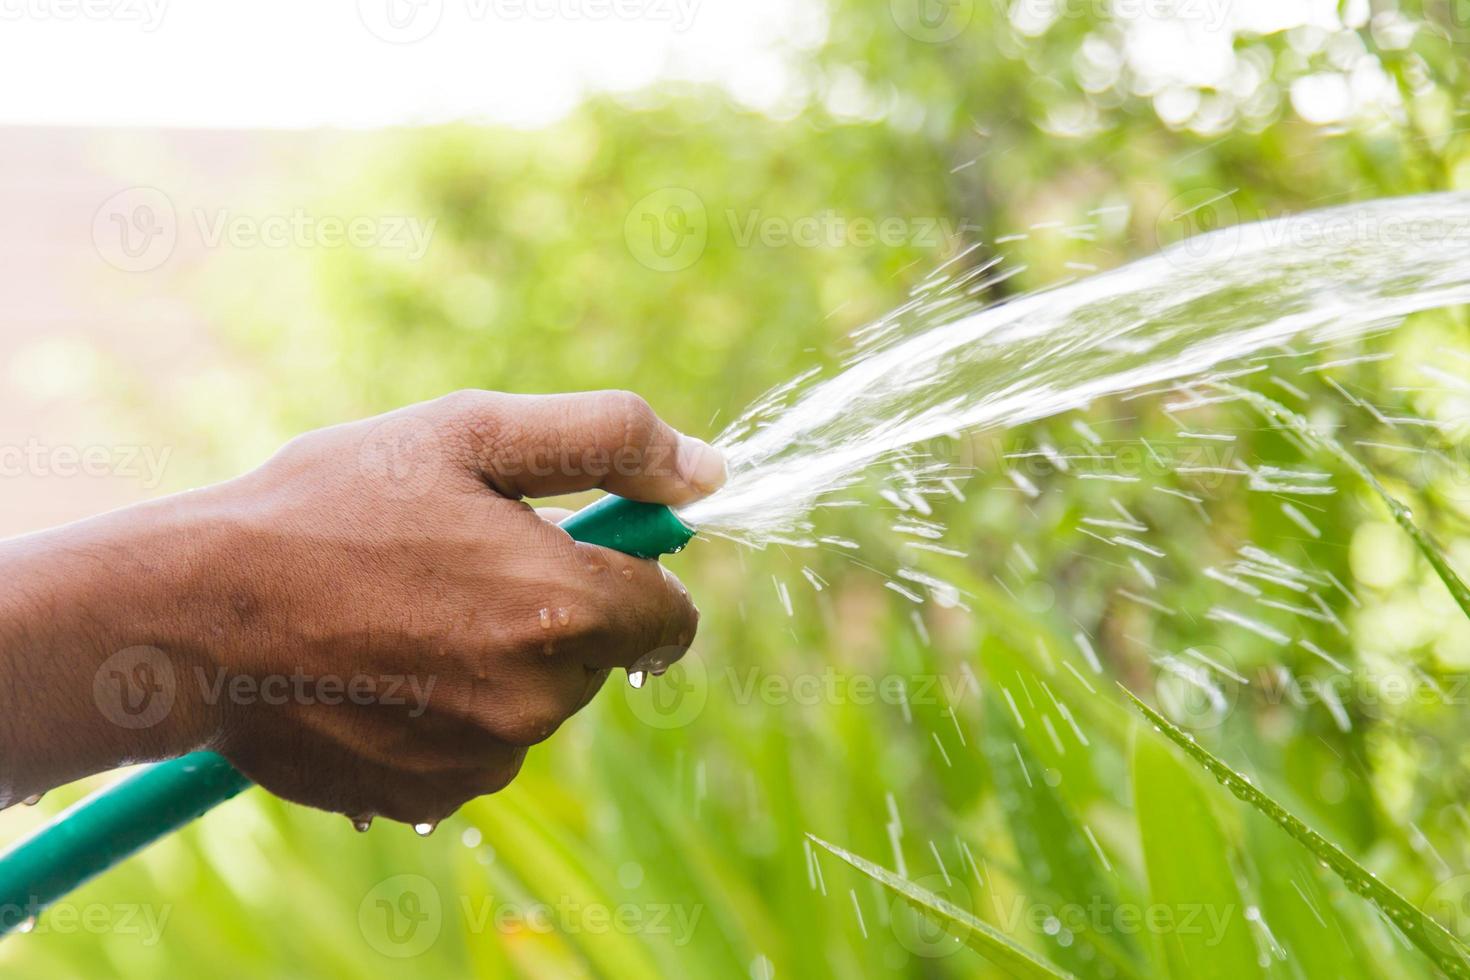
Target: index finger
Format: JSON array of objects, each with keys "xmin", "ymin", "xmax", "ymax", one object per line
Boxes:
[{"xmin": 454, "ymin": 389, "xmax": 727, "ymax": 505}]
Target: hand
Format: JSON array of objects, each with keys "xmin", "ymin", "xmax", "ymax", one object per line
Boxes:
[{"xmin": 0, "ymin": 390, "xmax": 726, "ymax": 826}]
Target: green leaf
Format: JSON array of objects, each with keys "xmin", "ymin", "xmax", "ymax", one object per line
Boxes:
[
  {"xmin": 1125, "ymin": 687, "xmax": 1470, "ymax": 979},
  {"xmin": 806, "ymin": 834, "xmax": 1076, "ymax": 980},
  {"xmin": 1132, "ymin": 725, "xmax": 1265, "ymax": 980}
]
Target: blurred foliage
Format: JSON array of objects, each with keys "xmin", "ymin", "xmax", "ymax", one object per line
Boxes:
[{"xmin": 7, "ymin": 0, "xmax": 1470, "ymax": 976}]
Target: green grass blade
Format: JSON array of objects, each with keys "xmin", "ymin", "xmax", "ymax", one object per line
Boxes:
[
  {"xmin": 1225, "ymin": 383, "xmax": 1470, "ymax": 619},
  {"xmin": 1124, "ymin": 687, "xmax": 1470, "ymax": 978},
  {"xmin": 806, "ymin": 834, "xmax": 1077, "ymax": 980},
  {"xmin": 1131, "ymin": 726, "xmax": 1265, "ymax": 979}
]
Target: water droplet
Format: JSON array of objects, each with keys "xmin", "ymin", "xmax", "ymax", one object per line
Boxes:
[
  {"xmin": 461, "ymin": 827, "xmax": 483, "ymax": 848},
  {"xmin": 555, "ymin": 608, "xmax": 570, "ymax": 627},
  {"xmin": 621, "ymin": 567, "xmax": 634, "ymax": 580},
  {"xmin": 21, "ymin": 794, "xmax": 43, "ymax": 807},
  {"xmin": 17, "ymin": 916, "xmax": 36, "ymax": 934},
  {"xmin": 538, "ymin": 608, "xmax": 552, "ymax": 629},
  {"xmin": 628, "ymin": 670, "xmax": 647, "ymax": 689},
  {"xmin": 352, "ymin": 816, "xmax": 373, "ymax": 833},
  {"xmin": 414, "ymin": 822, "xmax": 437, "ymax": 837}
]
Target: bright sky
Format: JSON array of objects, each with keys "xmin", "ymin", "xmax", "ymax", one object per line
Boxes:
[{"xmin": 0, "ymin": 0, "xmax": 825, "ymax": 128}]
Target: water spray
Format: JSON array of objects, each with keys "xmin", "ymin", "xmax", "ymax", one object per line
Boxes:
[{"xmin": 0, "ymin": 495, "xmax": 694, "ymax": 937}]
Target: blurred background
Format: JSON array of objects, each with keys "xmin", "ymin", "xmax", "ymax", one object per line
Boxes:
[{"xmin": 3, "ymin": 0, "xmax": 1470, "ymax": 976}]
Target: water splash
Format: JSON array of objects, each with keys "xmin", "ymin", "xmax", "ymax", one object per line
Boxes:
[{"xmin": 678, "ymin": 193, "xmax": 1470, "ymax": 546}]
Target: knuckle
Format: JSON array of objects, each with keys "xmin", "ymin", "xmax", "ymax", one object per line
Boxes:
[
  {"xmin": 601, "ymin": 390, "xmax": 658, "ymax": 443},
  {"xmin": 439, "ymin": 388, "xmax": 493, "ymax": 415},
  {"xmin": 474, "ymin": 753, "xmax": 526, "ymax": 796},
  {"xmin": 268, "ymin": 430, "xmax": 325, "ymax": 467},
  {"xmin": 489, "ymin": 698, "xmax": 567, "ymax": 747}
]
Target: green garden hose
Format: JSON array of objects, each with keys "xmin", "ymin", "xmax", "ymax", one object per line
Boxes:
[{"xmin": 0, "ymin": 496, "xmax": 695, "ymax": 937}]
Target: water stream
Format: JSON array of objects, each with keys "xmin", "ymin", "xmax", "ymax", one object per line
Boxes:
[{"xmin": 678, "ymin": 192, "xmax": 1470, "ymax": 547}]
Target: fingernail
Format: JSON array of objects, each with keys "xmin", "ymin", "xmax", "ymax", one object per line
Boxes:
[{"xmin": 676, "ymin": 435, "xmax": 727, "ymax": 494}]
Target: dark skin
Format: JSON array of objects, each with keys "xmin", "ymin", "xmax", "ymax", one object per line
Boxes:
[{"xmin": 0, "ymin": 389, "xmax": 726, "ymax": 827}]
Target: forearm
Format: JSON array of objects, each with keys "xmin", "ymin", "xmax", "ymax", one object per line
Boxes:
[{"xmin": 0, "ymin": 495, "xmax": 225, "ymax": 807}]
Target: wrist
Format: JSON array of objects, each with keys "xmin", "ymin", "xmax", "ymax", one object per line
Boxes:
[{"xmin": 0, "ymin": 488, "xmax": 238, "ymax": 799}]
